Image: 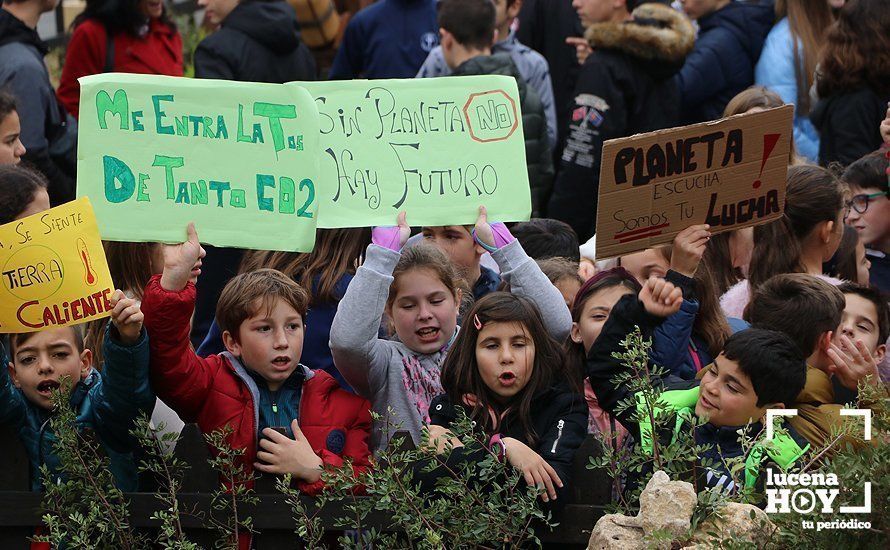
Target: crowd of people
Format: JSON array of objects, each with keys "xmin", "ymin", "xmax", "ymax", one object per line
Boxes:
[{"xmin": 1, "ymin": 0, "xmax": 890, "ymax": 538}]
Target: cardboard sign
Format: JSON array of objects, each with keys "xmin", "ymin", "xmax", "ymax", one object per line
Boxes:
[
  {"xmin": 77, "ymin": 74, "xmax": 320, "ymax": 251},
  {"xmin": 0, "ymin": 198, "xmax": 115, "ymax": 333},
  {"xmin": 595, "ymin": 105, "xmax": 794, "ymax": 260},
  {"xmin": 297, "ymin": 77, "xmax": 532, "ymax": 228}
]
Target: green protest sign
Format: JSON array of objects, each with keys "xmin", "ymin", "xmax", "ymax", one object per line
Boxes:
[
  {"xmin": 77, "ymin": 74, "xmax": 320, "ymax": 251},
  {"xmin": 297, "ymin": 77, "xmax": 532, "ymax": 228}
]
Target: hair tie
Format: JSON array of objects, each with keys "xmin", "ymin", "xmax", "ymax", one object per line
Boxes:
[{"xmin": 473, "ymin": 314, "xmax": 483, "ymax": 330}]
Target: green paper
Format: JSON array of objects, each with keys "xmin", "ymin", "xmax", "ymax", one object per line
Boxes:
[
  {"xmin": 77, "ymin": 74, "xmax": 320, "ymax": 251},
  {"xmin": 297, "ymin": 77, "xmax": 532, "ymax": 228}
]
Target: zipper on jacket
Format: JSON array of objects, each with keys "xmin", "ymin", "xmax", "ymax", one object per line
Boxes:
[{"xmin": 550, "ymin": 419, "xmax": 565, "ymax": 454}]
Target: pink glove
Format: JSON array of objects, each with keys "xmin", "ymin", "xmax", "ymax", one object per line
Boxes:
[
  {"xmin": 473, "ymin": 222, "xmax": 516, "ymax": 252},
  {"xmin": 372, "ymin": 226, "xmax": 403, "ymax": 252}
]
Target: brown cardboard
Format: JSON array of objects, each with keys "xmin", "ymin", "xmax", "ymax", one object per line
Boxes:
[{"xmin": 594, "ymin": 105, "xmax": 793, "ymax": 260}]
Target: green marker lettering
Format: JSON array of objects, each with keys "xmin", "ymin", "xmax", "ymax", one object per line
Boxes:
[
  {"xmin": 216, "ymin": 115, "xmax": 228, "ymax": 139},
  {"xmin": 102, "ymin": 155, "xmax": 134, "ymax": 202},
  {"xmin": 253, "ymin": 102, "xmax": 297, "ymax": 156},
  {"xmin": 256, "ymin": 174, "xmax": 275, "ymax": 212},
  {"xmin": 152, "ymin": 155, "xmax": 185, "ymax": 200},
  {"xmin": 132, "ymin": 110, "xmax": 144, "ymax": 132},
  {"xmin": 175, "ymin": 182, "xmax": 191, "ymax": 204},
  {"xmin": 279, "ymin": 176, "xmax": 295, "ymax": 214},
  {"xmin": 96, "ymin": 89, "xmax": 129, "ymax": 130},
  {"xmin": 152, "ymin": 94, "xmax": 175, "ymax": 135},
  {"xmin": 209, "ymin": 181, "xmax": 231, "ymax": 207},
  {"xmin": 137, "ymin": 173, "xmax": 150, "ymax": 201},
  {"xmin": 230, "ymin": 188, "xmax": 246, "ymax": 208},
  {"xmin": 190, "ymin": 180, "xmax": 209, "ymax": 205}
]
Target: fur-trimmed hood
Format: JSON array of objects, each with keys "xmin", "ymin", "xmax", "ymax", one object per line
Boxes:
[{"xmin": 585, "ymin": 3, "xmax": 695, "ymax": 64}]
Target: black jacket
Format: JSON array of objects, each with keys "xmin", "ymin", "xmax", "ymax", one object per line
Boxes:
[
  {"xmin": 547, "ymin": 3, "xmax": 694, "ymax": 241},
  {"xmin": 453, "ymin": 54, "xmax": 554, "ymax": 217},
  {"xmin": 0, "ymin": 9, "xmax": 76, "ymax": 204},
  {"xmin": 676, "ymin": 0, "xmax": 774, "ymax": 124},
  {"xmin": 811, "ymin": 87, "xmax": 889, "ymax": 167},
  {"xmin": 194, "ymin": 0, "xmax": 317, "ymax": 82},
  {"xmin": 422, "ymin": 385, "xmax": 588, "ymax": 511},
  {"xmin": 516, "ymin": 0, "xmax": 585, "ymax": 166},
  {"xmin": 585, "ymin": 293, "xmax": 809, "ymax": 494}
]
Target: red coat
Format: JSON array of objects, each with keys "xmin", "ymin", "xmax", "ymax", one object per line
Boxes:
[
  {"xmin": 57, "ymin": 18, "xmax": 183, "ymax": 118},
  {"xmin": 141, "ymin": 275, "xmax": 373, "ymax": 496}
]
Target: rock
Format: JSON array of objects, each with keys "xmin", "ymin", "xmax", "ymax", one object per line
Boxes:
[
  {"xmin": 639, "ymin": 470, "xmax": 697, "ymax": 539},
  {"xmin": 689, "ymin": 502, "xmax": 775, "ymax": 546},
  {"xmin": 587, "ymin": 514, "xmax": 645, "ymax": 550}
]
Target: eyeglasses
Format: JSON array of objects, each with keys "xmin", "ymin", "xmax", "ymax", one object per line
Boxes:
[{"xmin": 845, "ymin": 191, "xmax": 888, "ymax": 215}]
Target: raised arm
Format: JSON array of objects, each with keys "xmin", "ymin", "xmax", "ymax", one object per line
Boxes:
[
  {"xmin": 474, "ymin": 207, "xmax": 572, "ymax": 341},
  {"xmin": 585, "ymin": 278, "xmax": 682, "ymax": 435},
  {"xmin": 329, "ymin": 213, "xmax": 410, "ymax": 398},
  {"xmin": 141, "ymin": 224, "xmax": 221, "ymax": 422},
  {"xmin": 91, "ymin": 293, "xmax": 155, "ymax": 452}
]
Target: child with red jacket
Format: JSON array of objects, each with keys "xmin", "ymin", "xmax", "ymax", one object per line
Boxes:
[{"xmin": 141, "ymin": 224, "xmax": 372, "ymax": 497}]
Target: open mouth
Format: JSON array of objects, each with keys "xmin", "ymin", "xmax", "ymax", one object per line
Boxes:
[
  {"xmin": 415, "ymin": 327, "xmax": 440, "ymax": 342},
  {"xmin": 36, "ymin": 380, "xmax": 60, "ymax": 394},
  {"xmin": 271, "ymin": 356, "xmax": 291, "ymax": 369},
  {"xmin": 498, "ymin": 372, "xmax": 516, "ymax": 386}
]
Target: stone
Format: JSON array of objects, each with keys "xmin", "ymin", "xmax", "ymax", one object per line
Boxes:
[
  {"xmin": 587, "ymin": 514, "xmax": 645, "ymax": 550},
  {"xmin": 689, "ymin": 502, "xmax": 775, "ymax": 546},
  {"xmin": 639, "ymin": 470, "xmax": 697, "ymax": 539}
]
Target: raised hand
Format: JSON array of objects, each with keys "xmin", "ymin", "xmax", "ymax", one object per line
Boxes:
[
  {"xmin": 639, "ymin": 276, "xmax": 683, "ymax": 318},
  {"xmin": 827, "ymin": 335, "xmax": 881, "ymax": 390},
  {"xmin": 565, "ymin": 36, "xmax": 592, "ymax": 65},
  {"xmin": 473, "ymin": 205, "xmax": 514, "ymax": 250},
  {"xmin": 502, "ymin": 437, "xmax": 562, "ymax": 502},
  {"xmin": 372, "ymin": 211, "xmax": 411, "ymax": 251},
  {"xmin": 109, "ymin": 290, "xmax": 143, "ymax": 345},
  {"xmin": 670, "ymin": 224, "xmax": 710, "ymax": 277},
  {"xmin": 160, "ymin": 223, "xmax": 206, "ymax": 292},
  {"xmin": 254, "ymin": 419, "xmax": 324, "ymax": 483},
  {"xmin": 880, "ymin": 104, "xmax": 889, "ymax": 143}
]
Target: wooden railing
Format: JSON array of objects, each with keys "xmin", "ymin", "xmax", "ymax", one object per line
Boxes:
[{"xmin": 0, "ymin": 424, "xmax": 611, "ymax": 548}]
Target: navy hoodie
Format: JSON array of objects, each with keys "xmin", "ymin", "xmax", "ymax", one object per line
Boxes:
[
  {"xmin": 676, "ymin": 0, "xmax": 775, "ymax": 124},
  {"xmin": 329, "ymin": 0, "xmax": 438, "ymax": 79}
]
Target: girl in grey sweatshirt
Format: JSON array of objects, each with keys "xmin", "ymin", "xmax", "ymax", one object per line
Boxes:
[{"xmin": 330, "ymin": 212, "xmax": 572, "ymax": 452}]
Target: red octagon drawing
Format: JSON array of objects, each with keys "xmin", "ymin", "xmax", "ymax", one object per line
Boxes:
[{"xmin": 462, "ymin": 89, "xmax": 519, "ymax": 143}]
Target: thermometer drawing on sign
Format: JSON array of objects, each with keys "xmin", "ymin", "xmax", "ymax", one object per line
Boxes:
[{"xmin": 77, "ymin": 238, "xmax": 97, "ymax": 286}]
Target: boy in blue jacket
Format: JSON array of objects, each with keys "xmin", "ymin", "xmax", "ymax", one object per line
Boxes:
[{"xmin": 1, "ymin": 291, "xmax": 154, "ymax": 491}]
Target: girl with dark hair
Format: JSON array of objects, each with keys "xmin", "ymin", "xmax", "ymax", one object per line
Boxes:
[
  {"xmin": 57, "ymin": 0, "xmax": 183, "ymax": 118},
  {"xmin": 0, "ymin": 91, "xmax": 26, "ymax": 165},
  {"xmin": 196, "ymin": 228, "xmax": 372, "ymax": 391},
  {"xmin": 720, "ymin": 164, "xmax": 848, "ymax": 317},
  {"xmin": 823, "ymin": 225, "xmax": 871, "ymax": 286},
  {"xmin": 0, "ymin": 164, "xmax": 49, "ymax": 225},
  {"xmin": 811, "ymin": 0, "xmax": 890, "ymax": 166},
  {"xmin": 755, "ymin": 0, "xmax": 834, "ymax": 162},
  {"xmin": 422, "ymin": 292, "xmax": 587, "ymax": 507},
  {"xmin": 566, "ymin": 267, "xmax": 637, "ymax": 442}
]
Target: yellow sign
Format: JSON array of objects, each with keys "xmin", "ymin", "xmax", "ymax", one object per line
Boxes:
[{"xmin": 1, "ymin": 197, "xmax": 114, "ymax": 333}]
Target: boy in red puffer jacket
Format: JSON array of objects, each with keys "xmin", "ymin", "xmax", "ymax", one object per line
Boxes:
[{"xmin": 141, "ymin": 223, "xmax": 372, "ymax": 501}]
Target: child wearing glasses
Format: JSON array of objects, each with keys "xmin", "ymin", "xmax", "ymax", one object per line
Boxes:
[{"xmin": 843, "ymin": 150, "xmax": 890, "ymax": 292}]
